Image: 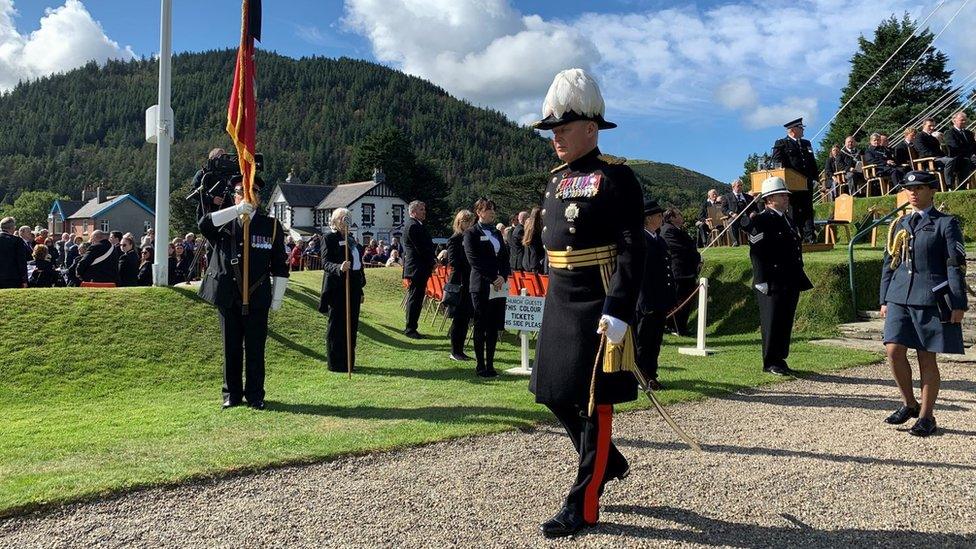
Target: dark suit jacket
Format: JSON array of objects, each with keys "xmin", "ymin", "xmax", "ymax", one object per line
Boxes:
[
  {"xmin": 638, "ymin": 230, "xmax": 676, "ymax": 313},
  {"xmin": 137, "ymin": 262, "xmax": 153, "ymax": 286},
  {"xmin": 76, "ymin": 240, "xmax": 120, "ymax": 283},
  {"xmin": 893, "ymin": 141, "xmax": 917, "ymax": 166},
  {"xmin": 462, "ymin": 223, "xmax": 511, "ymax": 294},
  {"xmin": 837, "ymin": 147, "xmax": 860, "ymax": 172},
  {"xmin": 772, "ymin": 137, "xmax": 819, "ymax": 181},
  {"xmin": 722, "ymin": 192, "xmax": 755, "ymax": 217},
  {"xmin": 944, "ymin": 126, "xmax": 976, "ymax": 159},
  {"xmin": 913, "ymin": 132, "xmax": 944, "ymax": 159},
  {"xmin": 508, "ymin": 224, "xmax": 525, "ymax": 271},
  {"xmin": 0, "ymin": 232, "xmax": 28, "ymax": 286},
  {"xmin": 401, "ymin": 217, "xmax": 434, "ymax": 279},
  {"xmin": 446, "ymin": 232, "xmax": 470, "ymax": 290},
  {"xmin": 660, "ymin": 223, "xmax": 700, "ymax": 279},
  {"xmin": 118, "ymin": 250, "xmax": 140, "ymax": 287},
  {"xmin": 523, "ymin": 230, "xmax": 545, "ymax": 273},
  {"xmin": 697, "ymin": 199, "xmax": 721, "ymax": 222},
  {"xmin": 318, "ymin": 231, "xmax": 366, "ymax": 314},
  {"xmin": 747, "ymin": 209, "xmax": 813, "ymax": 294},
  {"xmin": 64, "ymin": 244, "xmax": 79, "ymax": 270}
]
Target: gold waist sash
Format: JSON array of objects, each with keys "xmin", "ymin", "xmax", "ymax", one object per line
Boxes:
[{"xmin": 546, "ymin": 244, "xmax": 617, "ymax": 270}]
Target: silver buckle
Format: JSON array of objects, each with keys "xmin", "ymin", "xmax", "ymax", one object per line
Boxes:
[{"xmin": 230, "ymin": 258, "xmax": 240, "ymax": 265}]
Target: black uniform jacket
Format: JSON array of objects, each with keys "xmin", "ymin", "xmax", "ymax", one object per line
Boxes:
[
  {"xmin": 913, "ymin": 132, "xmax": 944, "ymax": 159},
  {"xmin": 0, "ymin": 232, "xmax": 28, "ymax": 286},
  {"xmin": 837, "ymin": 147, "xmax": 860, "ymax": 172},
  {"xmin": 772, "ymin": 137, "xmax": 819, "ymax": 181},
  {"xmin": 76, "ymin": 240, "xmax": 120, "ymax": 283},
  {"xmin": 198, "ymin": 212, "xmax": 289, "ymax": 311},
  {"xmin": 137, "ymin": 262, "xmax": 153, "ymax": 286},
  {"xmin": 638, "ymin": 230, "xmax": 676, "ymax": 314},
  {"xmin": 508, "ymin": 224, "xmax": 525, "ymax": 271},
  {"xmin": 660, "ymin": 223, "xmax": 701, "ymax": 279},
  {"xmin": 463, "ymin": 223, "xmax": 511, "ymax": 294},
  {"xmin": 746, "ymin": 209, "xmax": 813, "ymax": 294},
  {"xmin": 118, "ymin": 250, "xmax": 140, "ymax": 287},
  {"xmin": 893, "ymin": 141, "xmax": 917, "ymax": 166},
  {"xmin": 881, "ymin": 209, "xmax": 968, "ymax": 310},
  {"xmin": 401, "ymin": 217, "xmax": 434, "ymax": 279},
  {"xmin": 318, "ymin": 231, "xmax": 366, "ymax": 314},
  {"xmin": 944, "ymin": 127, "xmax": 976, "ymax": 159},
  {"xmin": 446, "ymin": 232, "xmax": 470, "ymax": 289},
  {"xmin": 531, "ymin": 147, "xmax": 645, "ymax": 407}
]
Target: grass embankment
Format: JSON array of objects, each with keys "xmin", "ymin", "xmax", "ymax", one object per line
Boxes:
[{"xmin": 0, "ymin": 265, "xmax": 878, "ymax": 516}]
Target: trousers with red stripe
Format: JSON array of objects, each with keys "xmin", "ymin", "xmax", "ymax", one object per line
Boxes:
[{"xmin": 548, "ymin": 402, "xmax": 627, "ymax": 523}]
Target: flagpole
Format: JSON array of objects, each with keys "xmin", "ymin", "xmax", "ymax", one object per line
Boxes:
[{"xmin": 151, "ymin": 0, "xmax": 173, "ymax": 286}]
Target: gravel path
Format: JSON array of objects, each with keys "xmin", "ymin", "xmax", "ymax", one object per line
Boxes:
[{"xmin": 4, "ymin": 362, "xmax": 976, "ymax": 548}]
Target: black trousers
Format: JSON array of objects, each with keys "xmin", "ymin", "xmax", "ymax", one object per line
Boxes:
[
  {"xmin": 791, "ymin": 189, "xmax": 815, "ymax": 242},
  {"xmin": 217, "ymin": 304, "xmax": 269, "ymax": 403},
  {"xmin": 471, "ymin": 291, "xmax": 505, "ymax": 373},
  {"xmin": 946, "ymin": 156, "xmax": 974, "ymax": 188},
  {"xmin": 671, "ymin": 278, "xmax": 697, "ymax": 336},
  {"xmin": 635, "ymin": 309, "xmax": 666, "ymax": 381},
  {"xmin": 448, "ymin": 291, "xmax": 473, "ymax": 356},
  {"xmin": 756, "ymin": 288, "xmax": 799, "ymax": 369},
  {"xmin": 326, "ymin": 291, "xmax": 362, "ymax": 372},
  {"xmin": 548, "ymin": 403, "xmax": 627, "ymax": 524},
  {"xmin": 404, "ymin": 273, "xmax": 429, "ymax": 332}
]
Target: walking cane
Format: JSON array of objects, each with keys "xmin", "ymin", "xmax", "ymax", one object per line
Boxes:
[{"xmin": 343, "ymin": 221, "xmax": 353, "ymax": 379}]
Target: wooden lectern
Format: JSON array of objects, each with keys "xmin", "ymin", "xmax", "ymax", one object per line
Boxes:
[{"xmin": 750, "ymin": 168, "xmax": 810, "ymax": 195}]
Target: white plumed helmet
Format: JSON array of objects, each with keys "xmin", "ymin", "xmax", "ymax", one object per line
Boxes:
[{"xmin": 532, "ymin": 68, "xmax": 616, "ymax": 130}]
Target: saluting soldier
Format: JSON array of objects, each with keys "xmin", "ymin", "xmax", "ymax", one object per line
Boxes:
[
  {"xmin": 635, "ymin": 199, "xmax": 676, "ymax": 389},
  {"xmin": 318, "ymin": 208, "xmax": 367, "ymax": 373},
  {"xmin": 880, "ymin": 171, "xmax": 967, "ymax": 437},
  {"xmin": 771, "ymin": 118, "xmax": 818, "ymax": 243},
  {"xmin": 529, "ymin": 68, "xmax": 645, "ymax": 538},
  {"xmin": 745, "ymin": 176, "xmax": 813, "ymax": 376},
  {"xmin": 198, "ymin": 182, "xmax": 290, "ymax": 410}
]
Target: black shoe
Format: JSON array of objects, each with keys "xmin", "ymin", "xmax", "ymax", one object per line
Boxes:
[
  {"xmin": 449, "ymin": 353, "xmax": 470, "ymax": 362},
  {"xmin": 599, "ymin": 460, "xmax": 630, "ymax": 496},
  {"xmin": 404, "ymin": 330, "xmax": 424, "ymax": 339},
  {"xmin": 909, "ymin": 416, "xmax": 937, "ymax": 437},
  {"xmin": 477, "ymin": 369, "xmax": 498, "ymax": 378},
  {"xmin": 647, "ymin": 379, "xmax": 663, "ymax": 391},
  {"xmin": 222, "ymin": 397, "xmax": 242, "ymax": 409},
  {"xmin": 767, "ymin": 365, "xmax": 792, "ymax": 376},
  {"xmin": 541, "ymin": 506, "xmax": 588, "ymax": 539},
  {"xmin": 247, "ymin": 400, "xmax": 266, "ymax": 410},
  {"xmin": 885, "ymin": 404, "xmax": 920, "ymax": 425}
]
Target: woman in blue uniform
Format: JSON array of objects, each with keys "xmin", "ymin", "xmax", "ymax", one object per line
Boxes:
[{"xmin": 880, "ymin": 171, "xmax": 968, "ymax": 437}]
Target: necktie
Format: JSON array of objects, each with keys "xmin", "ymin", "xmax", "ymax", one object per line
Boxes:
[{"xmin": 909, "ymin": 212, "xmax": 920, "ymax": 231}]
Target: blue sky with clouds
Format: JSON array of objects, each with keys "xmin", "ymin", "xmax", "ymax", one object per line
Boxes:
[{"xmin": 2, "ymin": 0, "xmax": 975, "ymax": 183}]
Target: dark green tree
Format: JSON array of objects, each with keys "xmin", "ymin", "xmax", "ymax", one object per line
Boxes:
[
  {"xmin": 0, "ymin": 190, "xmax": 67, "ymax": 228},
  {"xmin": 346, "ymin": 127, "xmax": 419, "ymax": 199},
  {"xmin": 741, "ymin": 153, "xmax": 761, "ymax": 185},
  {"xmin": 819, "ymin": 14, "xmax": 957, "ymax": 163}
]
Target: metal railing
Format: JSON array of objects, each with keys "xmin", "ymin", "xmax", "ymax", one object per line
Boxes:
[{"xmin": 847, "ymin": 200, "xmax": 910, "ymax": 314}]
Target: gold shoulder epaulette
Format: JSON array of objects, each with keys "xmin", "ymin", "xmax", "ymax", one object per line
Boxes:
[
  {"xmin": 597, "ymin": 154, "xmax": 626, "ymax": 165},
  {"xmin": 550, "ymin": 163, "xmax": 568, "ymax": 174}
]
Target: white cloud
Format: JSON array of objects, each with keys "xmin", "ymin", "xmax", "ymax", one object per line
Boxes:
[
  {"xmin": 0, "ymin": 0, "xmax": 134, "ymax": 92},
  {"xmin": 343, "ymin": 0, "xmax": 974, "ymax": 130}
]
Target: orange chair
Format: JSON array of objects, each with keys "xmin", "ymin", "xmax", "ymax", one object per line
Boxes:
[
  {"xmin": 522, "ymin": 274, "xmax": 541, "ymax": 297},
  {"xmin": 80, "ymin": 282, "xmax": 117, "ymax": 288},
  {"xmin": 508, "ymin": 274, "xmax": 519, "ymax": 296}
]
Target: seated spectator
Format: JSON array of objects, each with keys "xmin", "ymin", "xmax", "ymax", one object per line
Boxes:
[
  {"xmin": 168, "ymin": 240, "xmax": 187, "ymax": 285},
  {"xmin": 695, "ymin": 189, "xmax": 722, "ymax": 247},
  {"xmin": 894, "ymin": 127, "xmax": 918, "ymax": 167},
  {"xmin": 824, "ymin": 145, "xmax": 843, "ymax": 198},
  {"xmin": 35, "ymin": 228, "xmax": 48, "ymax": 245},
  {"xmin": 285, "ymin": 235, "xmax": 295, "ymax": 256},
  {"xmin": 374, "ymin": 246, "xmax": 390, "ymax": 265},
  {"xmin": 43, "ymin": 236, "xmax": 59, "ymax": 266},
  {"xmin": 386, "ymin": 249, "xmax": 403, "ymax": 267},
  {"xmin": 64, "ymin": 235, "xmax": 83, "ymax": 268},
  {"xmin": 77, "ymin": 230, "xmax": 120, "ymax": 284},
  {"xmin": 865, "ymin": 132, "xmax": 902, "ymax": 189},
  {"xmin": 362, "ymin": 246, "xmax": 376, "ymax": 264},
  {"xmin": 183, "ymin": 233, "xmax": 196, "ymax": 257},
  {"xmin": 27, "ymin": 244, "xmax": 58, "ymax": 287},
  {"xmin": 137, "ymin": 246, "xmax": 154, "ymax": 286}
]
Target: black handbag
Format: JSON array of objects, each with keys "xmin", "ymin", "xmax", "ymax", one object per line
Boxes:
[{"xmin": 441, "ymin": 282, "xmax": 462, "ymax": 310}]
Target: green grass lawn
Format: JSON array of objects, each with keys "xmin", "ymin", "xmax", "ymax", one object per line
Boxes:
[{"xmin": 0, "ymin": 267, "xmax": 879, "ymax": 516}]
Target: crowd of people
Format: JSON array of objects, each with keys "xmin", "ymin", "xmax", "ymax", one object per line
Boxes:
[{"xmin": 823, "ymin": 113, "xmax": 975, "ymax": 198}]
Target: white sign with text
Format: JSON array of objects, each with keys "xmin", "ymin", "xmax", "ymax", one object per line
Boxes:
[{"xmin": 504, "ymin": 295, "xmax": 546, "ymax": 332}]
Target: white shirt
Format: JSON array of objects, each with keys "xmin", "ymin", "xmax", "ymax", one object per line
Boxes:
[{"xmin": 480, "ymin": 224, "xmax": 500, "ymax": 254}]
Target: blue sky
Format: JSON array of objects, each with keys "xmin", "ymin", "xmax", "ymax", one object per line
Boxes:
[{"xmin": 2, "ymin": 0, "xmax": 975, "ymax": 183}]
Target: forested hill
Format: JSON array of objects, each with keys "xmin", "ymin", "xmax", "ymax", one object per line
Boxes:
[{"xmin": 0, "ymin": 48, "xmax": 720, "ymax": 225}]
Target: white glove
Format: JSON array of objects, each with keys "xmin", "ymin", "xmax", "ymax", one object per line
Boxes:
[
  {"xmin": 210, "ymin": 202, "xmax": 255, "ymax": 227},
  {"xmin": 270, "ymin": 276, "xmax": 288, "ymax": 311},
  {"xmin": 755, "ymin": 283, "xmax": 768, "ymax": 295},
  {"xmin": 597, "ymin": 314, "xmax": 628, "ymax": 344}
]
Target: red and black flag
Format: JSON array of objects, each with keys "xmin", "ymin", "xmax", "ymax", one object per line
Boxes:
[{"xmin": 226, "ymin": 0, "xmax": 262, "ymax": 205}]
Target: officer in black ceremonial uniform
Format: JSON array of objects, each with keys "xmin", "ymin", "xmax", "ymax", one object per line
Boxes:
[
  {"xmin": 635, "ymin": 199, "xmax": 675, "ymax": 389},
  {"xmin": 76, "ymin": 230, "xmax": 120, "ymax": 284},
  {"xmin": 880, "ymin": 171, "xmax": 967, "ymax": 436},
  {"xmin": 0, "ymin": 217, "xmax": 28, "ymax": 289},
  {"xmin": 529, "ymin": 68, "xmax": 645, "ymax": 539},
  {"xmin": 199, "ymin": 182, "xmax": 289, "ymax": 410},
  {"xmin": 744, "ymin": 176, "xmax": 813, "ymax": 376},
  {"xmin": 318, "ymin": 208, "xmax": 366, "ymax": 373},
  {"xmin": 771, "ymin": 117, "xmax": 818, "ymax": 242}
]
